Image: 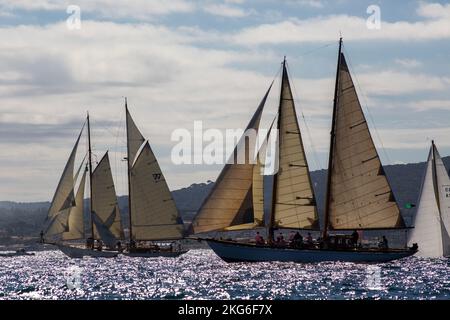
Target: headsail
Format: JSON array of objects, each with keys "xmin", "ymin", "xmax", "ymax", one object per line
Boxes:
[
  {"xmin": 270, "ymin": 60, "xmax": 319, "ymax": 231},
  {"xmin": 47, "ymin": 124, "xmax": 84, "ymax": 220},
  {"xmin": 191, "ymin": 84, "xmax": 272, "ymax": 233},
  {"xmin": 91, "ymin": 152, "xmax": 123, "ymax": 241},
  {"xmin": 408, "ymin": 143, "xmax": 450, "ymax": 257},
  {"xmin": 325, "ymin": 47, "xmax": 405, "ymax": 230},
  {"xmin": 130, "ymin": 142, "xmax": 184, "ymax": 240}
]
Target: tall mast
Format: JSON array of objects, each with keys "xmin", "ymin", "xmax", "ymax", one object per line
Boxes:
[
  {"xmin": 125, "ymin": 98, "xmax": 133, "ymax": 241},
  {"xmin": 323, "ymin": 37, "xmax": 343, "ymax": 239},
  {"xmin": 268, "ymin": 56, "xmax": 286, "ymax": 244},
  {"xmin": 87, "ymin": 112, "xmax": 94, "ymax": 239},
  {"xmin": 431, "ymin": 140, "xmax": 442, "ymax": 214}
]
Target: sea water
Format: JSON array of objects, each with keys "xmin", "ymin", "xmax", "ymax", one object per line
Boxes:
[{"xmin": 0, "ymin": 249, "xmax": 449, "ymax": 300}]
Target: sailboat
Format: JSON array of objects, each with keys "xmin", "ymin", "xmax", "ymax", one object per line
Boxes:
[
  {"xmin": 43, "ymin": 114, "xmax": 124, "ymax": 258},
  {"xmin": 190, "ymin": 38, "xmax": 418, "ymax": 263},
  {"xmin": 408, "ymin": 141, "xmax": 450, "ymax": 257},
  {"xmin": 123, "ymin": 100, "xmax": 188, "ymax": 257}
]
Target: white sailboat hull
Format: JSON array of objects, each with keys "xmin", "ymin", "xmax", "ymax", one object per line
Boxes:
[
  {"xmin": 56, "ymin": 244, "xmax": 118, "ymax": 258},
  {"xmin": 206, "ymin": 239, "xmax": 417, "ymax": 263}
]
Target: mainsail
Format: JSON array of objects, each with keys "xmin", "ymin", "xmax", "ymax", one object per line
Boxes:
[
  {"xmin": 191, "ymin": 84, "xmax": 272, "ymax": 233},
  {"xmin": 91, "ymin": 152, "xmax": 123, "ymax": 240},
  {"xmin": 126, "ymin": 107, "xmax": 184, "ymax": 240},
  {"xmin": 324, "ymin": 42, "xmax": 405, "ymax": 231},
  {"xmin": 126, "ymin": 104, "xmax": 145, "ymax": 167},
  {"xmin": 408, "ymin": 142, "xmax": 450, "ymax": 257},
  {"xmin": 270, "ymin": 60, "xmax": 319, "ymax": 231}
]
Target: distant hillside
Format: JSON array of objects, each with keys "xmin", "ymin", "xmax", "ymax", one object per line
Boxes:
[{"xmin": 0, "ymin": 157, "xmax": 449, "ymax": 239}]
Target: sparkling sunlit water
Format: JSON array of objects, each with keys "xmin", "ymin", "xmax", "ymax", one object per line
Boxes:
[{"xmin": 0, "ymin": 249, "xmax": 449, "ymax": 300}]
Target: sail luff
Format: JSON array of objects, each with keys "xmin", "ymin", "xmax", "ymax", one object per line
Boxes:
[
  {"xmin": 191, "ymin": 83, "xmax": 273, "ymax": 234},
  {"xmin": 323, "ymin": 38, "xmax": 343, "ymax": 238},
  {"xmin": 87, "ymin": 113, "xmax": 94, "ymax": 239}
]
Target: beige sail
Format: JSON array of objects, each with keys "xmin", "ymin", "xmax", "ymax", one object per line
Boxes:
[
  {"xmin": 327, "ymin": 53, "xmax": 405, "ymax": 230},
  {"xmin": 130, "ymin": 142, "xmax": 184, "ymax": 240},
  {"xmin": 46, "ymin": 169, "xmax": 86, "ymax": 240},
  {"xmin": 192, "ymin": 85, "xmax": 272, "ymax": 233},
  {"xmin": 126, "ymin": 106, "xmax": 145, "ymax": 167},
  {"xmin": 92, "ymin": 152, "xmax": 123, "ymax": 240},
  {"xmin": 271, "ymin": 63, "xmax": 319, "ymax": 229},
  {"xmin": 47, "ymin": 127, "xmax": 83, "ymax": 219},
  {"xmin": 62, "ymin": 169, "xmax": 87, "ymax": 240}
]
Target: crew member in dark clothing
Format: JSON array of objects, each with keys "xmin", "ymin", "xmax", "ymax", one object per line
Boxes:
[
  {"xmin": 380, "ymin": 236, "xmax": 389, "ymax": 249},
  {"xmin": 39, "ymin": 230, "xmax": 44, "ymax": 244},
  {"xmin": 351, "ymin": 230, "xmax": 359, "ymax": 247}
]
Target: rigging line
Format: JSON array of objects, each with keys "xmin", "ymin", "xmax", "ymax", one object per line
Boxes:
[
  {"xmin": 284, "ymin": 61, "xmax": 324, "ymax": 171},
  {"xmin": 341, "ymin": 45, "xmax": 393, "ymax": 167},
  {"xmin": 296, "ymin": 42, "xmax": 335, "ymax": 58}
]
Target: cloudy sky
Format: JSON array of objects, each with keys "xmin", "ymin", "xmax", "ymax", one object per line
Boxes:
[{"xmin": 0, "ymin": 0, "xmax": 449, "ymax": 202}]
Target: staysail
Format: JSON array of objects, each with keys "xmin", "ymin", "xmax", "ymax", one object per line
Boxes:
[
  {"xmin": 191, "ymin": 84, "xmax": 273, "ymax": 233},
  {"xmin": 270, "ymin": 60, "xmax": 319, "ymax": 231},
  {"xmin": 325, "ymin": 46, "xmax": 405, "ymax": 230},
  {"xmin": 408, "ymin": 143, "xmax": 450, "ymax": 257},
  {"xmin": 91, "ymin": 152, "xmax": 123, "ymax": 240},
  {"xmin": 45, "ymin": 168, "xmax": 86, "ymax": 240}
]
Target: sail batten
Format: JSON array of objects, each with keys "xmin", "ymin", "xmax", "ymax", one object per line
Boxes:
[{"xmin": 326, "ymin": 52, "xmax": 405, "ymax": 231}]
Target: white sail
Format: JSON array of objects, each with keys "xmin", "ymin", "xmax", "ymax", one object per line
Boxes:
[
  {"xmin": 130, "ymin": 142, "xmax": 184, "ymax": 240},
  {"xmin": 91, "ymin": 152, "xmax": 123, "ymax": 240},
  {"xmin": 327, "ymin": 53, "xmax": 404, "ymax": 230},
  {"xmin": 432, "ymin": 145, "xmax": 450, "ymax": 256},
  {"xmin": 271, "ymin": 63, "xmax": 319, "ymax": 229},
  {"xmin": 47, "ymin": 126, "xmax": 83, "ymax": 220},
  {"xmin": 408, "ymin": 148, "xmax": 444, "ymax": 257},
  {"xmin": 126, "ymin": 106, "xmax": 145, "ymax": 167},
  {"xmin": 191, "ymin": 85, "xmax": 272, "ymax": 233}
]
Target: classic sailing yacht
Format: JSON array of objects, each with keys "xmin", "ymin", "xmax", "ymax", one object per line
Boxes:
[
  {"xmin": 43, "ymin": 115, "xmax": 124, "ymax": 258},
  {"xmin": 408, "ymin": 141, "xmax": 450, "ymax": 257},
  {"xmin": 191, "ymin": 39, "xmax": 417, "ymax": 263},
  {"xmin": 124, "ymin": 100, "xmax": 187, "ymax": 257}
]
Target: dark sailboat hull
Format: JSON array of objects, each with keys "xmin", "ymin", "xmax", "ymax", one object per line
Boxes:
[{"xmin": 206, "ymin": 239, "xmax": 417, "ymax": 263}]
